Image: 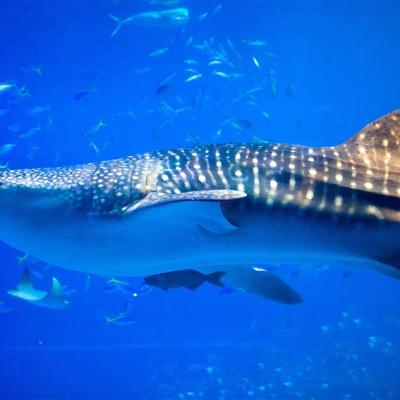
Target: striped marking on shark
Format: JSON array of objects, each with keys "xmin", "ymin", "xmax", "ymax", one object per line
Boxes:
[{"xmin": 1, "ymin": 109, "xmax": 400, "ymax": 303}]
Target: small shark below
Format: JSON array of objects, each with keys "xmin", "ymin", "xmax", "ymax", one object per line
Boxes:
[{"xmin": 1, "ymin": 110, "xmax": 400, "ymax": 304}]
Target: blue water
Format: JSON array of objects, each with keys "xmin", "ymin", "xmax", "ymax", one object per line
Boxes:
[{"xmin": 0, "ymin": 0, "xmax": 400, "ymax": 398}]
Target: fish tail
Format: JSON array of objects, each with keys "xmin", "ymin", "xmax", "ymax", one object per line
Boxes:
[
  {"xmin": 109, "ymin": 14, "xmax": 125, "ymax": 37},
  {"xmin": 206, "ymin": 271, "xmax": 226, "ymax": 288}
]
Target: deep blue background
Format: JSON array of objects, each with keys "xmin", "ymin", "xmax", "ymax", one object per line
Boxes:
[{"xmin": 0, "ymin": 0, "xmax": 399, "ymax": 398}]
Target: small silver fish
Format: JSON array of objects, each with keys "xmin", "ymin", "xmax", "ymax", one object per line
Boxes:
[
  {"xmin": 208, "ymin": 60, "xmax": 223, "ymax": 66},
  {"xmin": 28, "ymin": 105, "xmax": 51, "ymax": 115},
  {"xmin": 7, "ymin": 123, "xmax": 21, "ymax": 133},
  {"xmin": 198, "ymin": 12, "xmax": 208, "ymax": 22},
  {"xmin": 185, "ymin": 74, "xmax": 202, "ymax": 83},
  {"xmin": 0, "ymin": 83, "xmax": 14, "ymax": 94},
  {"xmin": 242, "ymin": 40, "xmax": 268, "ymax": 47},
  {"xmin": 83, "ymin": 120, "xmax": 106, "ymax": 138},
  {"xmin": 212, "ymin": 4, "xmax": 223, "ymax": 16},
  {"xmin": 132, "ymin": 67, "xmax": 151, "ymax": 75},
  {"xmin": 105, "ymin": 312, "xmax": 135, "ymax": 326},
  {"xmin": 20, "ymin": 126, "xmax": 41, "ymax": 140},
  {"xmin": 213, "ymin": 71, "xmax": 230, "ymax": 78},
  {"xmin": 252, "ymin": 56, "xmax": 261, "ymax": 69},
  {"xmin": 149, "ymin": 47, "xmax": 169, "ymax": 57},
  {"xmin": 0, "ymin": 143, "xmax": 16, "ymax": 156}
]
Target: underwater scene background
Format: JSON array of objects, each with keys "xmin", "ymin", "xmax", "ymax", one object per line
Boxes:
[{"xmin": 0, "ymin": 0, "xmax": 400, "ymax": 398}]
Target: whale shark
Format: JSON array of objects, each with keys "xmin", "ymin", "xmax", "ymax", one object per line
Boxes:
[{"xmin": 0, "ymin": 109, "xmax": 400, "ymax": 303}]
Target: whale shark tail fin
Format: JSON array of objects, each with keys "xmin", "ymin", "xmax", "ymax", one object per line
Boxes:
[{"xmin": 338, "ymin": 109, "xmax": 400, "ymax": 172}]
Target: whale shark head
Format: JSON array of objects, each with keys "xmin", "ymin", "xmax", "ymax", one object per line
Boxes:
[
  {"xmin": 0, "ymin": 153, "xmax": 244, "ymax": 273},
  {"xmin": 0, "ymin": 156, "xmax": 154, "ymax": 251}
]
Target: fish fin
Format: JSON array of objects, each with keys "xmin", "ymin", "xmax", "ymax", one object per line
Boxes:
[
  {"xmin": 186, "ymin": 282, "xmax": 203, "ymax": 290},
  {"xmin": 109, "ymin": 14, "xmax": 125, "ymax": 37},
  {"xmin": 338, "ymin": 109, "xmax": 400, "ymax": 172},
  {"xmin": 36, "ymin": 277, "xmax": 69, "ymax": 309},
  {"xmin": 123, "ymin": 190, "xmax": 246, "ymax": 213},
  {"xmin": 364, "ymin": 256, "xmax": 400, "ymax": 279},
  {"xmin": 48, "ymin": 277, "xmax": 64, "ymax": 298},
  {"xmin": 206, "ymin": 271, "xmax": 226, "ymax": 288},
  {"xmin": 223, "ymin": 266, "xmax": 303, "ymax": 304},
  {"xmin": 16, "ymin": 267, "xmax": 34, "ymax": 292}
]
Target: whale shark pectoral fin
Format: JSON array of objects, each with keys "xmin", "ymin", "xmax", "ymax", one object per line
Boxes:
[
  {"xmin": 123, "ymin": 189, "xmax": 246, "ymax": 213},
  {"xmin": 356, "ymin": 257, "xmax": 400, "ymax": 280},
  {"xmin": 223, "ymin": 266, "xmax": 303, "ymax": 304}
]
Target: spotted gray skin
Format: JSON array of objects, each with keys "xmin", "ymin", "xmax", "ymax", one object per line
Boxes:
[{"xmin": 0, "ymin": 110, "xmax": 400, "ymax": 290}]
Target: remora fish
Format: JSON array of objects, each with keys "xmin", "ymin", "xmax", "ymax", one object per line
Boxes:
[
  {"xmin": 1, "ymin": 110, "xmax": 400, "ymax": 304},
  {"xmin": 145, "ymin": 269, "xmax": 225, "ymax": 290}
]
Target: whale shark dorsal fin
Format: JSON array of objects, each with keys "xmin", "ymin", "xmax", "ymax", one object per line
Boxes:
[
  {"xmin": 338, "ymin": 109, "xmax": 400, "ymax": 171},
  {"xmin": 17, "ymin": 267, "xmax": 34, "ymax": 292},
  {"xmin": 123, "ymin": 189, "xmax": 246, "ymax": 213}
]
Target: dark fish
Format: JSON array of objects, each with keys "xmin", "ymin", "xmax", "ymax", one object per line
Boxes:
[
  {"xmin": 74, "ymin": 88, "xmax": 95, "ymax": 101},
  {"xmin": 342, "ymin": 271, "xmax": 353, "ymax": 279},
  {"xmin": 232, "ymin": 119, "xmax": 252, "ymax": 130},
  {"xmin": 144, "ymin": 269, "xmax": 225, "ymax": 291},
  {"xmin": 155, "ymin": 84, "xmax": 171, "ymax": 95},
  {"xmin": 219, "ymin": 286, "xmax": 235, "ymax": 296},
  {"xmin": 291, "ymin": 269, "xmax": 301, "ymax": 278},
  {"xmin": 286, "ymin": 83, "xmax": 295, "ymax": 97}
]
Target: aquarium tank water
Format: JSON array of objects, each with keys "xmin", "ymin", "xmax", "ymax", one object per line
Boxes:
[{"xmin": 0, "ymin": 0, "xmax": 399, "ymax": 399}]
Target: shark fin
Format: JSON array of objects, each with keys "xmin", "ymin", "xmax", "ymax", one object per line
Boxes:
[
  {"xmin": 338, "ymin": 109, "xmax": 400, "ymax": 172},
  {"xmin": 123, "ymin": 190, "xmax": 246, "ymax": 213},
  {"xmin": 223, "ymin": 266, "xmax": 303, "ymax": 304}
]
